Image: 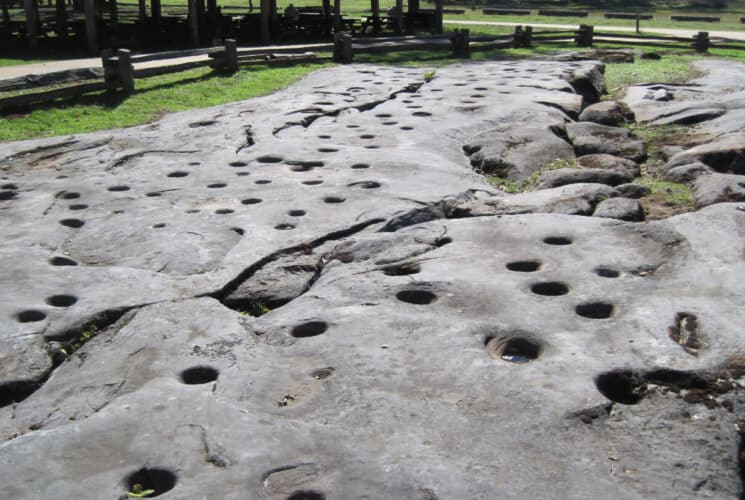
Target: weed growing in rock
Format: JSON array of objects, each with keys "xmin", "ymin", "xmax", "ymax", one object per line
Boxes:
[
  {"xmin": 126, "ymin": 484, "xmax": 156, "ymax": 498},
  {"xmin": 423, "ymin": 70, "xmax": 436, "ymax": 82}
]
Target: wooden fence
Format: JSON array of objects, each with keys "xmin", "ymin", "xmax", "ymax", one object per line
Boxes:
[{"xmin": 2, "ymin": 24, "xmax": 744, "ymax": 112}]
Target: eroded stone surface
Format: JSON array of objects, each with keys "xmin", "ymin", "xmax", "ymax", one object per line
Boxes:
[{"xmin": 1, "ymin": 59, "xmax": 745, "ymax": 500}]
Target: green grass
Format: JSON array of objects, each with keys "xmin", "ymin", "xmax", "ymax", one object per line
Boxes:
[
  {"xmin": 636, "ymin": 177, "xmax": 692, "ymax": 205},
  {"xmin": 604, "ymin": 53, "xmax": 702, "ymax": 93},
  {"xmin": 0, "ymin": 62, "xmax": 326, "ymax": 141},
  {"xmin": 0, "ymin": 58, "xmax": 48, "ymax": 67}
]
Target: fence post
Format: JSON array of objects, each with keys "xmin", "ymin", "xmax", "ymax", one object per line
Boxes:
[
  {"xmin": 117, "ymin": 48, "xmax": 134, "ymax": 94},
  {"xmin": 101, "ymin": 49, "xmax": 118, "ymax": 92},
  {"xmin": 523, "ymin": 25, "xmax": 532, "ymax": 48},
  {"xmin": 512, "ymin": 25, "xmax": 522, "ymax": 48},
  {"xmin": 451, "ymin": 29, "xmax": 470, "ymax": 58},
  {"xmin": 224, "ymin": 38, "xmax": 238, "ymax": 72},
  {"xmin": 693, "ymin": 31, "xmax": 709, "ymax": 53},
  {"xmin": 575, "ymin": 24, "xmax": 593, "ymax": 47},
  {"xmin": 333, "ymin": 33, "xmax": 352, "ymax": 63}
]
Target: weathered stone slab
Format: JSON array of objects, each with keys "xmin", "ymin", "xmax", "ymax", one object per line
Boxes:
[
  {"xmin": 567, "ymin": 122, "xmax": 647, "ymax": 162},
  {"xmin": 536, "ymin": 167, "xmax": 632, "ymax": 189}
]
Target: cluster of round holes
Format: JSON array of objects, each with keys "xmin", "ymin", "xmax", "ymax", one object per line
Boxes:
[
  {"xmin": 15, "ymin": 309, "xmax": 47, "ymax": 323},
  {"xmin": 485, "ymin": 336, "xmax": 541, "ymax": 363},
  {"xmin": 59, "ymin": 218, "xmax": 85, "ymax": 228},
  {"xmin": 180, "ymin": 366, "xmax": 219, "ymax": 384},
  {"xmin": 288, "ymin": 210, "xmax": 306, "ymax": 217},
  {"xmin": 167, "ymin": 171, "xmax": 188, "ymax": 178},
  {"xmin": 50, "ymin": 256, "xmax": 77, "ymax": 266},
  {"xmin": 323, "ymin": 196, "xmax": 345, "ymax": 204},
  {"xmin": 543, "ymin": 236, "xmax": 572, "ymax": 245},
  {"xmin": 208, "ymin": 183, "xmax": 227, "ymax": 189},
  {"xmin": 531, "ymin": 281, "xmax": 569, "ymax": 296},
  {"xmin": 69, "ymin": 204, "xmax": 88, "ymax": 210},
  {"xmin": 311, "ymin": 367, "xmax": 335, "ymax": 380},
  {"xmin": 108, "ymin": 185, "xmax": 130, "ymax": 192},
  {"xmin": 215, "ymin": 209, "xmax": 234, "ymax": 215},
  {"xmin": 383, "ymin": 263, "xmax": 421, "ymax": 276},
  {"xmin": 291, "ymin": 321, "xmax": 328, "ymax": 338},
  {"xmin": 275, "ymin": 223, "xmax": 295, "ymax": 230},
  {"xmin": 396, "ymin": 289, "xmax": 437, "ymax": 305},
  {"xmin": 242, "ymin": 198, "xmax": 262, "ymax": 205},
  {"xmin": 595, "ymin": 267, "xmax": 620, "ymax": 278},
  {"xmin": 576, "ymin": 302, "xmax": 615, "ymax": 319},
  {"xmin": 506, "ymin": 260, "xmax": 541, "ymax": 272},
  {"xmin": 124, "ymin": 468, "xmax": 177, "ymax": 498},
  {"xmin": 45, "ymin": 295, "xmax": 77, "ymax": 307}
]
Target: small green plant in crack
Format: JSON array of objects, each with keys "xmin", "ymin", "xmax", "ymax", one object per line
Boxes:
[
  {"xmin": 126, "ymin": 484, "xmax": 156, "ymax": 498},
  {"xmin": 635, "ymin": 178, "xmax": 692, "ymax": 207},
  {"xmin": 486, "ymin": 175, "xmax": 521, "ymax": 193},
  {"xmin": 238, "ymin": 302, "xmax": 271, "ymax": 317},
  {"xmin": 423, "ymin": 70, "xmax": 436, "ymax": 82},
  {"xmin": 522, "ymin": 158, "xmax": 579, "ymax": 191}
]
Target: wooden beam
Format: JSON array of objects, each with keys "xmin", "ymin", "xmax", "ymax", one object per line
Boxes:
[
  {"xmin": 369, "ymin": 0, "xmax": 379, "ymax": 34},
  {"xmin": 188, "ymin": 0, "xmax": 199, "ymax": 46},
  {"xmin": 259, "ymin": 0, "xmax": 269, "ymax": 42},
  {"xmin": 55, "ymin": 0, "xmax": 67, "ymax": 38},
  {"xmin": 23, "ymin": 0, "xmax": 39, "ymax": 48},
  {"xmin": 84, "ymin": 0, "xmax": 98, "ymax": 53}
]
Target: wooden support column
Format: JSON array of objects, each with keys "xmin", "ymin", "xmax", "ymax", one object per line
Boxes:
[
  {"xmin": 84, "ymin": 0, "xmax": 98, "ymax": 53},
  {"xmin": 24, "ymin": 0, "xmax": 39, "ymax": 48},
  {"xmin": 188, "ymin": 0, "xmax": 199, "ymax": 46},
  {"xmin": 224, "ymin": 38, "xmax": 237, "ymax": 72},
  {"xmin": 394, "ymin": 0, "xmax": 402, "ymax": 35},
  {"xmin": 260, "ymin": 0, "xmax": 269, "ymax": 42},
  {"xmin": 197, "ymin": 0, "xmax": 205, "ymax": 16},
  {"xmin": 2, "ymin": 0, "xmax": 11, "ymax": 27},
  {"xmin": 370, "ymin": 0, "xmax": 379, "ymax": 34},
  {"xmin": 137, "ymin": 0, "xmax": 145, "ymax": 19},
  {"xmin": 109, "ymin": 0, "xmax": 118, "ymax": 31},
  {"xmin": 434, "ymin": 0, "xmax": 442, "ymax": 33},
  {"xmin": 333, "ymin": 0, "xmax": 339, "ymax": 29},
  {"xmin": 321, "ymin": 0, "xmax": 329, "ymax": 17},
  {"xmin": 269, "ymin": 0, "xmax": 276, "ymax": 21},
  {"xmin": 207, "ymin": 0, "xmax": 216, "ymax": 17},
  {"xmin": 408, "ymin": 0, "xmax": 418, "ymax": 16},
  {"xmin": 55, "ymin": 0, "xmax": 68, "ymax": 38},
  {"xmin": 117, "ymin": 48, "xmax": 134, "ymax": 94}
]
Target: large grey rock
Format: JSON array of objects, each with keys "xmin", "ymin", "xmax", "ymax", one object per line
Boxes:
[
  {"xmin": 567, "ymin": 122, "xmax": 647, "ymax": 162},
  {"xmin": 578, "ymin": 100, "xmax": 634, "ymax": 126},
  {"xmin": 692, "ymin": 172, "xmax": 745, "ymax": 208},
  {"xmin": 592, "ymin": 197, "xmax": 645, "ymax": 221},
  {"xmin": 664, "ymin": 162, "xmax": 714, "ymax": 183},
  {"xmin": 615, "ymin": 183, "xmax": 651, "ymax": 199},
  {"xmin": 576, "ymin": 154, "xmax": 640, "ymax": 177},
  {"xmin": 535, "ymin": 168, "xmax": 632, "ymax": 189},
  {"xmin": 667, "ymin": 132, "xmax": 745, "ymax": 174}
]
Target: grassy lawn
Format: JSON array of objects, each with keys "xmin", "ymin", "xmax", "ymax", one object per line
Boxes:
[{"xmin": 0, "ymin": 62, "xmax": 326, "ymax": 141}]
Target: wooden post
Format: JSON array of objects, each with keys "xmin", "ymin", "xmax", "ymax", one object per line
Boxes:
[
  {"xmin": 394, "ymin": 0, "xmax": 402, "ymax": 34},
  {"xmin": 693, "ymin": 31, "xmax": 709, "ymax": 52},
  {"xmin": 55, "ymin": 0, "xmax": 68, "ymax": 38},
  {"xmin": 370, "ymin": 0, "xmax": 379, "ymax": 34},
  {"xmin": 2, "ymin": 0, "xmax": 11, "ymax": 27},
  {"xmin": 101, "ymin": 48, "xmax": 117, "ymax": 90},
  {"xmin": 321, "ymin": 0, "xmax": 329, "ymax": 16},
  {"xmin": 333, "ymin": 0, "xmax": 340, "ymax": 29},
  {"xmin": 137, "ymin": 0, "xmax": 145, "ymax": 19},
  {"xmin": 117, "ymin": 48, "xmax": 134, "ymax": 94},
  {"xmin": 451, "ymin": 28, "xmax": 470, "ymax": 58},
  {"xmin": 512, "ymin": 25, "xmax": 522, "ymax": 48},
  {"xmin": 260, "ymin": 0, "xmax": 269, "ymax": 41},
  {"xmin": 188, "ymin": 0, "xmax": 199, "ymax": 46},
  {"xmin": 196, "ymin": 0, "xmax": 205, "ymax": 15},
  {"xmin": 434, "ymin": 0, "xmax": 442, "ymax": 34},
  {"xmin": 635, "ymin": 13, "xmax": 640, "ymax": 33},
  {"xmin": 224, "ymin": 38, "xmax": 238, "ymax": 72},
  {"xmin": 24, "ymin": 0, "xmax": 39, "ymax": 48},
  {"xmin": 575, "ymin": 24, "xmax": 593, "ymax": 47},
  {"xmin": 207, "ymin": 0, "xmax": 216, "ymax": 17},
  {"xmin": 408, "ymin": 0, "xmax": 418, "ymax": 16},
  {"xmin": 109, "ymin": 0, "xmax": 118, "ymax": 31},
  {"xmin": 524, "ymin": 25, "xmax": 532, "ymax": 48},
  {"xmin": 151, "ymin": 0, "xmax": 161, "ymax": 20},
  {"xmin": 84, "ymin": 0, "xmax": 98, "ymax": 54},
  {"xmin": 333, "ymin": 32, "xmax": 352, "ymax": 63}
]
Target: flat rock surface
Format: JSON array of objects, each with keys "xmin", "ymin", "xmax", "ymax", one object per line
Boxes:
[{"xmin": 2, "ymin": 59, "xmax": 745, "ymax": 500}]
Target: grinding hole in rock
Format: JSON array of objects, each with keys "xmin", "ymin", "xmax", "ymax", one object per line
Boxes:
[
  {"xmin": 16, "ymin": 309, "xmax": 47, "ymax": 322},
  {"xmin": 215, "ymin": 209, "xmax": 234, "ymax": 215},
  {"xmin": 485, "ymin": 335, "xmax": 541, "ymax": 363},
  {"xmin": 351, "ymin": 163, "xmax": 370, "ymax": 169},
  {"xmin": 348, "ymin": 181, "xmax": 381, "ymax": 189},
  {"xmin": 0, "ymin": 191, "xmax": 17, "ymax": 200},
  {"xmin": 107, "ymin": 185, "xmax": 130, "ymax": 192},
  {"xmin": 167, "ymin": 171, "xmax": 188, "ymax": 178},
  {"xmin": 242, "ymin": 198, "xmax": 262, "ymax": 205},
  {"xmin": 311, "ymin": 367, "xmax": 335, "ymax": 380},
  {"xmin": 303, "ymin": 180, "xmax": 323, "ymax": 186},
  {"xmin": 45, "ymin": 295, "xmax": 78, "ymax": 307},
  {"xmin": 576, "ymin": 302, "xmax": 615, "ymax": 319},
  {"xmin": 60, "ymin": 218, "xmax": 85, "ymax": 228},
  {"xmin": 318, "ymin": 135, "xmax": 331, "ymax": 139},
  {"xmin": 360, "ymin": 134, "xmax": 375, "ymax": 139},
  {"xmin": 1, "ymin": 183, "xmax": 17, "ymax": 189},
  {"xmin": 435, "ymin": 236, "xmax": 453, "ymax": 247},
  {"xmin": 153, "ymin": 223, "xmax": 166, "ymax": 228},
  {"xmin": 50, "ymin": 256, "xmax": 77, "ymax": 266},
  {"xmin": 396, "ymin": 289, "xmax": 437, "ymax": 305},
  {"xmin": 275, "ymin": 223, "xmax": 295, "ymax": 230},
  {"xmin": 288, "ymin": 210, "xmax": 307, "ymax": 217},
  {"xmin": 255, "ymin": 179, "xmax": 272, "ymax": 185},
  {"xmin": 237, "ymin": 172, "xmax": 250, "ymax": 176},
  {"xmin": 595, "ymin": 267, "xmax": 620, "ymax": 278},
  {"xmin": 595, "ymin": 370, "xmax": 646, "ymax": 405},
  {"xmin": 69, "ymin": 204, "xmax": 88, "ymax": 210},
  {"xmin": 291, "ymin": 321, "xmax": 328, "ymax": 338},
  {"xmin": 324, "ymin": 196, "xmax": 345, "ymax": 204},
  {"xmin": 180, "ymin": 366, "xmax": 219, "ymax": 384},
  {"xmin": 0, "ymin": 380, "xmax": 40, "ymax": 408},
  {"xmin": 413, "ymin": 111, "xmax": 432, "ymax": 117},
  {"xmin": 543, "ymin": 236, "xmax": 572, "ymax": 245},
  {"xmin": 401, "ymin": 126, "xmax": 414, "ymax": 130},
  {"xmin": 146, "ymin": 192, "xmax": 162, "ymax": 197},
  {"xmin": 506, "ymin": 260, "xmax": 541, "ymax": 272},
  {"xmin": 57, "ymin": 191, "xmax": 81, "ymax": 199},
  {"xmin": 124, "ymin": 468, "xmax": 177, "ymax": 498},
  {"xmin": 208, "ymin": 183, "xmax": 227, "ymax": 188},
  {"xmin": 531, "ymin": 282, "xmax": 569, "ymax": 296},
  {"xmin": 229, "ymin": 161, "xmax": 247, "ymax": 167},
  {"xmin": 318, "ymin": 148, "xmax": 338, "ymax": 153},
  {"xmin": 231, "ymin": 227, "xmax": 245, "ymax": 235},
  {"xmin": 383, "ymin": 262, "xmax": 421, "ymax": 276},
  {"xmin": 286, "ymin": 491, "xmax": 326, "ymax": 500},
  {"xmin": 257, "ymin": 155, "xmax": 283, "ymax": 163}
]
